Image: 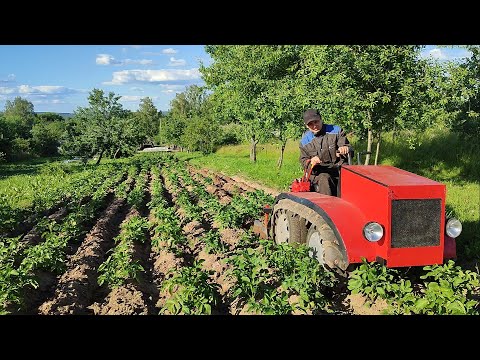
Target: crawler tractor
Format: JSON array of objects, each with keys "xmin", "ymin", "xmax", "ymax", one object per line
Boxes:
[{"xmin": 253, "ymin": 156, "xmax": 462, "ymax": 275}]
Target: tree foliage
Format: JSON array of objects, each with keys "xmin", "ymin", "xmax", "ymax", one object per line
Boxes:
[
  {"xmin": 3, "ymin": 97, "xmax": 36, "ymax": 139},
  {"xmin": 441, "ymin": 45, "xmax": 480, "ymax": 139},
  {"xmin": 297, "ymin": 45, "xmax": 435, "ymax": 163},
  {"xmin": 135, "ymin": 97, "xmax": 160, "ymax": 146},
  {"xmin": 201, "ymin": 46, "xmax": 283, "ymax": 162},
  {"xmin": 61, "ymin": 88, "xmax": 142, "ymax": 164},
  {"xmin": 30, "ymin": 121, "xmax": 65, "ymax": 156},
  {"xmin": 160, "ymin": 85, "xmax": 220, "ymax": 152}
]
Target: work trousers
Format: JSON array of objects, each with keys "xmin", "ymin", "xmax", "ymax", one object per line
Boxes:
[{"xmin": 310, "ymin": 167, "xmax": 339, "ymax": 196}]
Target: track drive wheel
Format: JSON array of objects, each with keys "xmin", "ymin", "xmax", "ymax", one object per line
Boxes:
[
  {"xmin": 273, "ymin": 209, "xmax": 307, "ymax": 245},
  {"xmin": 306, "ymin": 223, "xmax": 344, "ymax": 271}
]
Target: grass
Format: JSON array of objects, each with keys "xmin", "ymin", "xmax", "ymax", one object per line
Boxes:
[
  {"xmin": 0, "ymin": 156, "xmax": 68, "ymax": 178},
  {"xmin": 176, "ymin": 141, "xmax": 305, "ymax": 191},
  {"xmin": 175, "ymin": 128, "xmax": 480, "ymax": 266}
]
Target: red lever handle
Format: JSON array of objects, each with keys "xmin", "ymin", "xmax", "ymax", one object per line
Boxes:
[{"xmin": 302, "ymin": 160, "xmax": 314, "ymax": 182}]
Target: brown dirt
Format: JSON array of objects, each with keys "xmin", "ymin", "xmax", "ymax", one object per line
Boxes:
[
  {"xmin": 38, "ymin": 197, "xmax": 127, "ymax": 315},
  {"xmin": 345, "ymin": 293, "xmax": 389, "ymax": 315},
  {"xmin": 11, "ymin": 163, "xmax": 395, "ymax": 316},
  {"xmin": 89, "ymin": 284, "xmax": 150, "ymax": 315},
  {"xmin": 219, "ymin": 228, "xmax": 245, "ymax": 248},
  {"xmin": 153, "ymin": 248, "xmax": 184, "ymax": 279}
]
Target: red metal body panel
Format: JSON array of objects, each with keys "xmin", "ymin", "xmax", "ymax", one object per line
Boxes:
[
  {"xmin": 281, "ymin": 165, "xmax": 451, "ymax": 268},
  {"xmin": 340, "ymin": 165, "xmax": 447, "ymax": 267}
]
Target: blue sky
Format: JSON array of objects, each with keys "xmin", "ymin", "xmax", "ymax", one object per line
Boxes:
[{"xmin": 0, "ymin": 45, "xmax": 472, "ymax": 114}]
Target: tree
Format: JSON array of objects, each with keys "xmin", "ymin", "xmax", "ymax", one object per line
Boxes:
[
  {"xmin": 181, "ymin": 114, "xmax": 222, "ymax": 154},
  {"xmin": 201, "ymin": 45, "xmax": 275, "ymax": 162},
  {"xmin": 60, "ymin": 88, "xmax": 139, "ymax": 164},
  {"xmin": 36, "ymin": 112, "xmax": 65, "ymax": 123},
  {"xmin": 441, "ymin": 45, "xmax": 480, "ymax": 139},
  {"xmin": 30, "ymin": 121, "xmax": 65, "ymax": 156},
  {"xmin": 135, "ymin": 97, "xmax": 160, "ymax": 146},
  {"xmin": 106, "ymin": 111, "xmax": 144, "ymax": 159},
  {"xmin": 161, "ymin": 85, "xmax": 210, "ymax": 150},
  {"xmin": 161, "ymin": 94, "xmax": 188, "ymax": 149},
  {"xmin": 297, "ymin": 45, "xmax": 434, "ymax": 164},
  {"xmin": 3, "ymin": 97, "xmax": 36, "ymax": 139}
]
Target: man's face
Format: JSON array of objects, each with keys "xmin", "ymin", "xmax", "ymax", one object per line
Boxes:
[{"xmin": 306, "ymin": 119, "xmax": 322, "ymax": 133}]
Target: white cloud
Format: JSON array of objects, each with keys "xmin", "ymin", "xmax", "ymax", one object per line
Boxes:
[
  {"xmin": 158, "ymin": 84, "xmax": 185, "ymax": 92},
  {"xmin": 0, "ymin": 87, "xmax": 16, "ymax": 94},
  {"xmin": 120, "ymin": 94, "xmax": 159, "ymax": 103},
  {"xmin": 130, "ymin": 87, "xmax": 144, "ymax": 92},
  {"xmin": 96, "ymin": 54, "xmax": 154, "ymax": 66},
  {"xmin": 17, "ymin": 85, "xmax": 76, "ymax": 95},
  {"xmin": 162, "ymin": 48, "xmax": 178, "ymax": 54},
  {"xmin": 428, "ymin": 48, "xmax": 448, "ymax": 60},
  {"xmin": 120, "ymin": 95, "xmax": 144, "ymax": 102},
  {"xmin": 124, "ymin": 59, "xmax": 154, "ymax": 66},
  {"xmin": 104, "ymin": 68, "xmax": 201, "ymax": 85},
  {"xmin": 168, "ymin": 57, "xmax": 186, "ymax": 67},
  {"xmin": 96, "ymin": 54, "xmax": 121, "ymax": 65}
]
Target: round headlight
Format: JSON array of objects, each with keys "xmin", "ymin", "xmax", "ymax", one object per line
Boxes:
[
  {"xmin": 363, "ymin": 222, "xmax": 384, "ymax": 242},
  {"xmin": 446, "ymin": 218, "xmax": 462, "ymax": 238}
]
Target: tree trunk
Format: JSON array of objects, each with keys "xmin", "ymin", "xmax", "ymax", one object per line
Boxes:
[
  {"xmin": 95, "ymin": 149, "xmax": 104, "ymax": 165},
  {"xmin": 250, "ymin": 137, "xmax": 257, "ymax": 162},
  {"xmin": 374, "ymin": 132, "xmax": 381, "ymax": 165},
  {"xmin": 277, "ymin": 141, "xmax": 286, "ymax": 168},
  {"xmin": 365, "ymin": 129, "xmax": 373, "ymax": 165},
  {"xmin": 114, "ymin": 148, "xmax": 120, "ymax": 159}
]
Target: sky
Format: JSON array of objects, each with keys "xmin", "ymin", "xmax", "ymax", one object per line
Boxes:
[{"xmin": 0, "ymin": 45, "xmax": 472, "ymax": 114}]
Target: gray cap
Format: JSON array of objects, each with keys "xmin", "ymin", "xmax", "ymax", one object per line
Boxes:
[{"xmin": 303, "ymin": 109, "xmax": 321, "ymax": 125}]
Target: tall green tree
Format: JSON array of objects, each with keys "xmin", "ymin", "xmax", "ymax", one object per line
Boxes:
[
  {"xmin": 298, "ymin": 45, "xmax": 434, "ymax": 164},
  {"xmin": 106, "ymin": 111, "xmax": 144, "ymax": 159},
  {"xmin": 135, "ymin": 97, "xmax": 160, "ymax": 146},
  {"xmin": 201, "ymin": 45, "xmax": 276, "ymax": 162},
  {"xmin": 3, "ymin": 97, "xmax": 36, "ymax": 139},
  {"xmin": 441, "ymin": 45, "xmax": 480, "ymax": 138},
  {"xmin": 253, "ymin": 46, "xmax": 304, "ymax": 168},
  {"xmin": 161, "ymin": 85, "xmax": 210, "ymax": 149},
  {"xmin": 161, "ymin": 94, "xmax": 188, "ymax": 148},
  {"xmin": 30, "ymin": 121, "xmax": 65, "ymax": 156},
  {"xmin": 61, "ymin": 88, "xmax": 137, "ymax": 164},
  {"xmin": 29, "ymin": 112, "xmax": 66, "ymax": 157}
]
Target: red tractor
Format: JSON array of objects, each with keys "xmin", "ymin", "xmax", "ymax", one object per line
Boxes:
[{"xmin": 253, "ymin": 157, "xmax": 463, "ymax": 275}]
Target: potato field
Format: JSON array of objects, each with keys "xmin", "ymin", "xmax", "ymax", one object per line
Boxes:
[{"xmin": 2, "ymin": 153, "xmax": 362, "ymax": 315}]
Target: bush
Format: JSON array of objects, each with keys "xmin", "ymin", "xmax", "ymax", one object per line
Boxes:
[
  {"xmin": 219, "ymin": 123, "xmax": 244, "ymax": 145},
  {"xmin": 10, "ymin": 138, "xmax": 32, "ymax": 161}
]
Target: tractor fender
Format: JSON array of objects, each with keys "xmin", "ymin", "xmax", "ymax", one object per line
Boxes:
[{"xmin": 273, "ymin": 193, "xmax": 377, "ymax": 267}]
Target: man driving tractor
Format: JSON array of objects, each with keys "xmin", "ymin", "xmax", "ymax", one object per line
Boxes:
[{"xmin": 299, "ymin": 109, "xmax": 353, "ymax": 196}]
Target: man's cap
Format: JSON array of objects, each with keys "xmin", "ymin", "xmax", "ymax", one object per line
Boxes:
[{"xmin": 303, "ymin": 109, "xmax": 321, "ymax": 125}]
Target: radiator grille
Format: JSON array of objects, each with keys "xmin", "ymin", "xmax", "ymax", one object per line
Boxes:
[{"xmin": 391, "ymin": 199, "xmax": 441, "ymax": 248}]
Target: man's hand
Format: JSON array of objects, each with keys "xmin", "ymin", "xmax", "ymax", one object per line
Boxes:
[
  {"xmin": 310, "ymin": 156, "xmax": 322, "ymax": 166},
  {"xmin": 336, "ymin": 146, "xmax": 349, "ymax": 157}
]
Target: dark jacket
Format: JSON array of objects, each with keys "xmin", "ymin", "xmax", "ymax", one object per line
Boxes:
[{"xmin": 299, "ymin": 124, "xmax": 352, "ymax": 170}]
